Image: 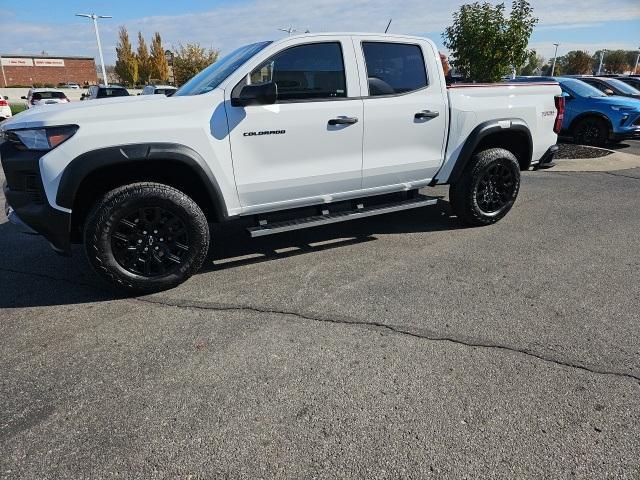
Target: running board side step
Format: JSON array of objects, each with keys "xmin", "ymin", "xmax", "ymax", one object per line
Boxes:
[{"xmin": 247, "ymin": 195, "xmax": 439, "ymax": 237}]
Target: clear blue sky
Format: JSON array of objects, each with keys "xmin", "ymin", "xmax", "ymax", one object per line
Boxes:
[{"xmin": 1, "ymin": 0, "xmax": 638, "ymax": 64}]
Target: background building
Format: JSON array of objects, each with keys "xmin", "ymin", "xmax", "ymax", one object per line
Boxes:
[{"xmin": 0, "ymin": 53, "xmax": 98, "ymax": 87}]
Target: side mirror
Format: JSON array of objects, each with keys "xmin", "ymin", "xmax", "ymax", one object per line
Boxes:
[
  {"xmin": 2, "ymin": 95, "xmax": 8, "ymax": 100},
  {"xmin": 604, "ymin": 88, "xmax": 614, "ymax": 95},
  {"xmin": 231, "ymin": 82, "xmax": 277, "ymax": 107}
]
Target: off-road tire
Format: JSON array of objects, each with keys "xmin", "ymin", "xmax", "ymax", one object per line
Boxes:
[
  {"xmin": 84, "ymin": 182, "xmax": 209, "ymax": 294},
  {"xmin": 573, "ymin": 117, "xmax": 609, "ymax": 147},
  {"xmin": 449, "ymin": 148, "xmax": 520, "ymax": 227}
]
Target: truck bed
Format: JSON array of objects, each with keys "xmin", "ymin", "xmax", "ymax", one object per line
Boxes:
[{"xmin": 436, "ymin": 82, "xmax": 562, "ymax": 181}]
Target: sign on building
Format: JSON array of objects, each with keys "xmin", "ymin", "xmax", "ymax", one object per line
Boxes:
[
  {"xmin": 1, "ymin": 57, "xmax": 34, "ymax": 67},
  {"xmin": 34, "ymin": 58, "xmax": 65, "ymax": 67}
]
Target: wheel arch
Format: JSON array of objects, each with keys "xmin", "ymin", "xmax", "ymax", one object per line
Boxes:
[
  {"xmin": 57, "ymin": 143, "xmax": 228, "ymax": 241},
  {"xmin": 567, "ymin": 111, "xmax": 613, "ymax": 134},
  {"xmin": 444, "ymin": 119, "xmax": 533, "ymax": 184}
]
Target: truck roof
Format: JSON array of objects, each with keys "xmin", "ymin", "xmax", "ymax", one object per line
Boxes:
[{"xmin": 272, "ymin": 32, "xmax": 437, "ymax": 44}]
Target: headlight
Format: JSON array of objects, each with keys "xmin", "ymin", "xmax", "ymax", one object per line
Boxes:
[{"xmin": 9, "ymin": 125, "xmax": 78, "ymax": 150}]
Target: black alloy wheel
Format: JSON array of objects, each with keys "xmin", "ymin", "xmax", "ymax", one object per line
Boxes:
[
  {"xmin": 475, "ymin": 162, "xmax": 517, "ymax": 215},
  {"xmin": 111, "ymin": 206, "xmax": 190, "ymax": 277},
  {"xmin": 574, "ymin": 117, "xmax": 608, "ymax": 147},
  {"xmin": 85, "ymin": 182, "xmax": 209, "ymax": 293},
  {"xmin": 449, "ymin": 147, "xmax": 521, "ymax": 226}
]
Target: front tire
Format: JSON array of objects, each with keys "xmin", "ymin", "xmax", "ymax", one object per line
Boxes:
[
  {"xmin": 449, "ymin": 148, "xmax": 520, "ymax": 226},
  {"xmin": 84, "ymin": 182, "xmax": 210, "ymax": 294},
  {"xmin": 573, "ymin": 117, "xmax": 609, "ymax": 147}
]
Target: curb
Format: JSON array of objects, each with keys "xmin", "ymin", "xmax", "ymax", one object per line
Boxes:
[{"xmin": 550, "ymin": 149, "xmax": 640, "ymax": 172}]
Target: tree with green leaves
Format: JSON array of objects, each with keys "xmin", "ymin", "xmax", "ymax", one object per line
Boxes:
[
  {"xmin": 150, "ymin": 32, "xmax": 170, "ymax": 83},
  {"xmin": 519, "ymin": 50, "xmax": 544, "ymax": 76},
  {"xmin": 558, "ymin": 50, "xmax": 593, "ymax": 75},
  {"xmin": 443, "ymin": 0, "xmax": 538, "ymax": 82},
  {"xmin": 172, "ymin": 43, "xmax": 219, "ymax": 86},
  {"xmin": 541, "ymin": 58, "xmax": 562, "ymax": 76},
  {"xmin": 114, "ymin": 26, "xmax": 138, "ymax": 86},
  {"xmin": 136, "ymin": 32, "xmax": 151, "ymax": 84},
  {"xmin": 601, "ymin": 50, "xmax": 629, "ymax": 74}
]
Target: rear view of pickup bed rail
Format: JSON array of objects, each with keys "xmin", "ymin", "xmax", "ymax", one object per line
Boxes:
[{"xmin": 0, "ymin": 32, "xmax": 562, "ymax": 292}]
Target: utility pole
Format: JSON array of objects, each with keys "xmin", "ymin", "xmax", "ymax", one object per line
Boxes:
[
  {"xmin": 76, "ymin": 13, "xmax": 111, "ymax": 86},
  {"xmin": 0, "ymin": 55, "xmax": 7, "ymax": 88},
  {"xmin": 634, "ymin": 47, "xmax": 639, "ymax": 74},
  {"xmin": 597, "ymin": 50, "xmax": 606, "ymax": 75},
  {"xmin": 551, "ymin": 43, "xmax": 559, "ymax": 76}
]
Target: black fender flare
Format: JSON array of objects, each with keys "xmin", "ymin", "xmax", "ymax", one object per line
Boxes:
[
  {"xmin": 56, "ymin": 143, "xmax": 228, "ymax": 219},
  {"xmin": 443, "ymin": 118, "xmax": 532, "ymax": 184}
]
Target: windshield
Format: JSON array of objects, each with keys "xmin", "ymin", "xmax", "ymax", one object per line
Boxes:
[
  {"xmin": 559, "ymin": 78, "xmax": 607, "ymax": 98},
  {"xmin": 604, "ymin": 78, "xmax": 640, "ymax": 95},
  {"xmin": 174, "ymin": 41, "xmax": 272, "ymax": 96},
  {"xmin": 33, "ymin": 91, "xmax": 66, "ymax": 100},
  {"xmin": 98, "ymin": 88, "xmax": 129, "ymax": 98}
]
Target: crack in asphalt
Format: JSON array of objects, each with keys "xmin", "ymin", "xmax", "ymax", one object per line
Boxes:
[
  {"xmin": 600, "ymin": 171, "xmax": 640, "ymax": 181},
  {"xmin": 547, "ymin": 170, "xmax": 640, "ymax": 181},
  {"xmin": 137, "ymin": 296, "xmax": 640, "ymax": 384},
  {"xmin": 2, "ymin": 265, "xmax": 639, "ymax": 384}
]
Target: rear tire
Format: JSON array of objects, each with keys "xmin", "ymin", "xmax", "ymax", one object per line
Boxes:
[
  {"xmin": 573, "ymin": 117, "xmax": 609, "ymax": 147},
  {"xmin": 84, "ymin": 182, "xmax": 210, "ymax": 294},
  {"xmin": 449, "ymin": 148, "xmax": 520, "ymax": 227}
]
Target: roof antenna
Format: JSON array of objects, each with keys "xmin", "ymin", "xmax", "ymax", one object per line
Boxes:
[
  {"xmin": 384, "ymin": 19, "xmax": 392, "ymax": 33},
  {"xmin": 278, "ymin": 27, "xmax": 298, "ymax": 36}
]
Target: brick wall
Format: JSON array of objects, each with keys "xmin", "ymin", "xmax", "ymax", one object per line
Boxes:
[{"xmin": 1, "ymin": 58, "xmax": 99, "ymax": 87}]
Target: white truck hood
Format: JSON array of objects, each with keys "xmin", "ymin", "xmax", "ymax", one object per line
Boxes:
[{"xmin": 1, "ymin": 93, "xmax": 214, "ymax": 130}]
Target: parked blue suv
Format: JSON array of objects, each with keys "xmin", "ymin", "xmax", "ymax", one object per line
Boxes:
[{"xmin": 512, "ymin": 76, "xmax": 640, "ymax": 146}]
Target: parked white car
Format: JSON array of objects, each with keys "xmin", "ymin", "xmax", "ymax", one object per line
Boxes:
[
  {"xmin": 1, "ymin": 33, "xmax": 562, "ymax": 292},
  {"xmin": 141, "ymin": 85, "xmax": 177, "ymax": 96},
  {"xmin": 62, "ymin": 83, "xmax": 81, "ymax": 89},
  {"xmin": 21, "ymin": 88, "xmax": 70, "ymax": 108},
  {"xmin": 0, "ymin": 95, "xmax": 11, "ymax": 121}
]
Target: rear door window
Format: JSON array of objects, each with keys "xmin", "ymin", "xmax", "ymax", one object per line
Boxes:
[{"xmin": 361, "ymin": 42, "xmax": 428, "ymax": 96}]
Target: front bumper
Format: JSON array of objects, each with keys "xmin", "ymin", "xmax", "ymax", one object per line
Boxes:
[
  {"xmin": 610, "ymin": 128, "xmax": 640, "ymax": 141},
  {"xmin": 1, "ymin": 141, "xmax": 72, "ymax": 255}
]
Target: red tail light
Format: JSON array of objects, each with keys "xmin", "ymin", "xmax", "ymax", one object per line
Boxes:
[
  {"xmin": 553, "ymin": 95, "xmax": 565, "ymax": 134},
  {"xmin": 0, "ymin": 99, "xmax": 7, "ymax": 107}
]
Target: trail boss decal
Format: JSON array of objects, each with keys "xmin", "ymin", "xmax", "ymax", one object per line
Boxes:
[{"xmin": 243, "ymin": 130, "xmax": 286, "ymax": 137}]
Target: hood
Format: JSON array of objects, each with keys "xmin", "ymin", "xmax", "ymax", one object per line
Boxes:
[
  {"xmin": 1, "ymin": 92, "xmax": 216, "ymax": 131},
  {"xmin": 590, "ymin": 95, "xmax": 640, "ymax": 110}
]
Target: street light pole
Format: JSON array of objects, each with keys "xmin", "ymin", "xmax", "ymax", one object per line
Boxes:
[
  {"xmin": 597, "ymin": 50, "xmax": 606, "ymax": 75},
  {"xmin": 76, "ymin": 13, "xmax": 112, "ymax": 87},
  {"xmin": 634, "ymin": 47, "xmax": 640, "ymax": 74},
  {"xmin": 551, "ymin": 43, "xmax": 559, "ymax": 76}
]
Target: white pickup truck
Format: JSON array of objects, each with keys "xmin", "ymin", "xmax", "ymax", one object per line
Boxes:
[{"xmin": 1, "ymin": 33, "xmax": 562, "ymax": 292}]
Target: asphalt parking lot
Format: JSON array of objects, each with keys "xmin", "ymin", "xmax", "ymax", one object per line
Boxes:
[{"xmin": 1, "ymin": 143, "xmax": 640, "ymax": 479}]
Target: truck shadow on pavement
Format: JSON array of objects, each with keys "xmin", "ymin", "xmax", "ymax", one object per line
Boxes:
[{"xmin": 0, "ymin": 200, "xmax": 462, "ymax": 309}]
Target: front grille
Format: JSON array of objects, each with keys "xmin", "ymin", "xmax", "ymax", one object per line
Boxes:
[{"xmin": 5, "ymin": 169, "xmax": 45, "ymax": 204}]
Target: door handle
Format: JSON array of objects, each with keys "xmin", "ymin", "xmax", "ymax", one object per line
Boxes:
[
  {"xmin": 328, "ymin": 117, "xmax": 358, "ymax": 125},
  {"xmin": 415, "ymin": 110, "xmax": 439, "ymax": 119}
]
